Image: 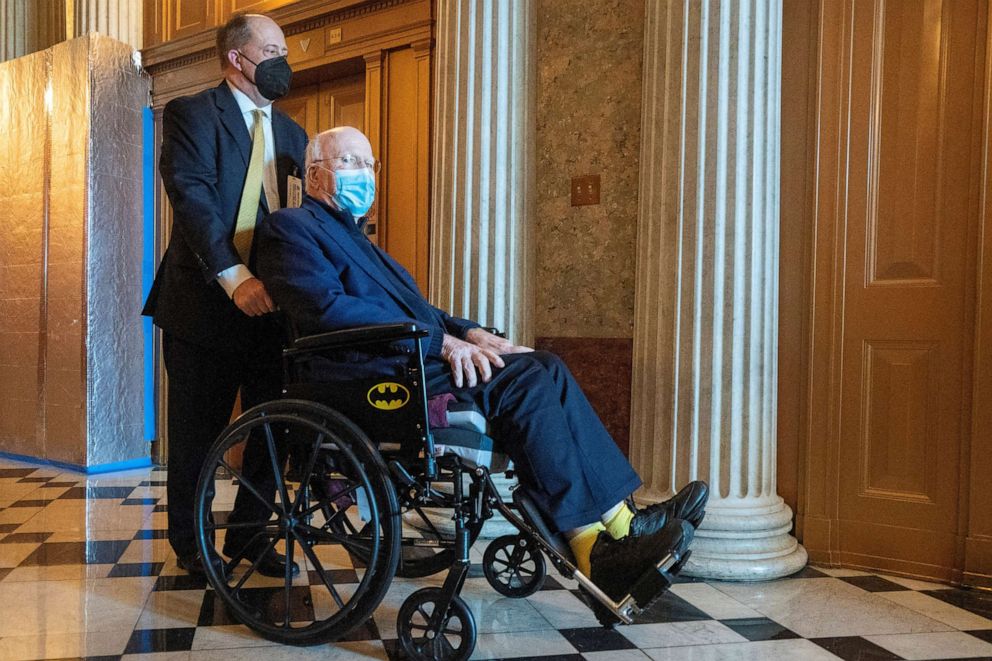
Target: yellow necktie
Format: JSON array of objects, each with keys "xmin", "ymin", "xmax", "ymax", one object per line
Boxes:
[{"xmin": 233, "ymin": 109, "xmax": 265, "ymax": 263}]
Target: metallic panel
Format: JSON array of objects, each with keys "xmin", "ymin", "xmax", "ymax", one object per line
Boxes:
[{"xmin": 0, "ymin": 35, "xmax": 150, "ymax": 468}]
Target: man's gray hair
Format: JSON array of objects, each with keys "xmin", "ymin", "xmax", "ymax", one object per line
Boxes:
[{"xmin": 304, "ymin": 136, "xmax": 325, "ymax": 172}]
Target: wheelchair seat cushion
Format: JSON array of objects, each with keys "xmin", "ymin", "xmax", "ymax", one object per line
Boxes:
[{"xmin": 432, "ymin": 427, "xmax": 510, "ymax": 473}]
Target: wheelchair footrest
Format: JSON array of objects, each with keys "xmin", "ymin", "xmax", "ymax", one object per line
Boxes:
[{"xmin": 628, "ymin": 551, "xmax": 678, "ymax": 609}]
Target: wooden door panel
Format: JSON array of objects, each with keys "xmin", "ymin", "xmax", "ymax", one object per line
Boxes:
[
  {"xmin": 809, "ymin": 0, "xmax": 987, "ymax": 578},
  {"xmin": 170, "ymin": 0, "xmax": 214, "ymax": 41}
]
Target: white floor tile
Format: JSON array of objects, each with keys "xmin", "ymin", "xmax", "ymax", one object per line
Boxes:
[
  {"xmin": 188, "ymin": 639, "xmax": 387, "ymax": 659},
  {"xmin": 136, "ymin": 589, "xmax": 207, "ymax": 629},
  {"xmin": 470, "ymin": 629, "xmax": 576, "ymax": 660},
  {"xmin": 878, "ymin": 591, "xmax": 992, "ymax": 631},
  {"xmin": 523, "ymin": 589, "xmax": 601, "ymax": 629},
  {"xmin": 669, "ymin": 583, "xmax": 763, "ymax": 620},
  {"xmin": 877, "ymin": 573, "xmax": 954, "ymax": 591},
  {"xmin": 642, "ymin": 639, "xmax": 844, "ymax": 661},
  {"xmin": 713, "ymin": 576, "xmax": 953, "ymax": 637},
  {"xmin": 619, "ymin": 620, "xmax": 746, "ymax": 649},
  {"xmin": 0, "ymin": 627, "xmax": 132, "ymax": 660},
  {"xmin": 866, "ymin": 631, "xmax": 992, "ymax": 660},
  {"xmin": 190, "ymin": 624, "xmax": 278, "ymax": 650}
]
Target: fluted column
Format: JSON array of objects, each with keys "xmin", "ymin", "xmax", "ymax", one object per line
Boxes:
[
  {"xmin": 0, "ymin": 0, "xmax": 67, "ymax": 63},
  {"xmin": 73, "ymin": 0, "xmax": 142, "ymax": 50},
  {"xmin": 429, "ymin": 0, "xmax": 535, "ymax": 345},
  {"xmin": 630, "ymin": 0, "xmax": 806, "ymax": 580}
]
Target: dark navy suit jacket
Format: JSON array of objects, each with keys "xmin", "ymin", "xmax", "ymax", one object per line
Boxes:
[
  {"xmin": 256, "ymin": 197, "xmax": 480, "ymax": 380},
  {"xmin": 143, "ymin": 81, "xmax": 308, "ymax": 346}
]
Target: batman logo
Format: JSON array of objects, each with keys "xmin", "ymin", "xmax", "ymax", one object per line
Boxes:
[{"xmin": 367, "ymin": 382, "xmax": 410, "ymax": 410}]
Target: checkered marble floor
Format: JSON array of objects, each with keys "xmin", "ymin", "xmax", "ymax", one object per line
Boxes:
[{"xmin": 0, "ymin": 458, "xmax": 991, "ymax": 661}]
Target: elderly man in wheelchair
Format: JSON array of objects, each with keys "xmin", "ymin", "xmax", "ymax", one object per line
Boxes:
[{"xmin": 190, "ymin": 126, "xmax": 708, "ymax": 660}]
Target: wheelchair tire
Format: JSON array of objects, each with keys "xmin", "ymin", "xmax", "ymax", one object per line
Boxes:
[
  {"xmin": 397, "ymin": 587, "xmax": 476, "ymax": 661},
  {"xmin": 194, "ymin": 400, "xmax": 401, "ymax": 646},
  {"xmin": 482, "ymin": 534, "xmax": 547, "ymax": 597}
]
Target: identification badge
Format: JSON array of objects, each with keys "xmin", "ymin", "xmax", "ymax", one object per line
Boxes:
[{"xmin": 287, "ymin": 175, "xmax": 303, "ymax": 208}]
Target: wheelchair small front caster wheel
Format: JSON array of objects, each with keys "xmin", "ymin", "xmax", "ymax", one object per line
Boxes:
[
  {"xmin": 397, "ymin": 587, "xmax": 476, "ymax": 661},
  {"xmin": 482, "ymin": 534, "xmax": 547, "ymax": 597}
]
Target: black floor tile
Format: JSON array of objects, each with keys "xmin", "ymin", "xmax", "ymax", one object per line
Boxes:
[
  {"xmin": 467, "ymin": 563, "xmax": 485, "ymax": 578},
  {"xmin": 540, "ymin": 575, "xmax": 568, "ymax": 590},
  {"xmin": 133, "ymin": 528, "xmax": 170, "ymax": 540},
  {"xmin": 967, "ymin": 629, "xmax": 992, "ymax": 644},
  {"xmin": 0, "ymin": 532, "xmax": 53, "ymax": 544},
  {"xmin": 9, "ymin": 499, "xmax": 54, "ymax": 507},
  {"xmin": 0, "ymin": 524, "xmax": 21, "ymax": 533},
  {"xmin": 307, "ymin": 568, "xmax": 359, "ymax": 585},
  {"xmin": 0, "ymin": 468, "xmax": 38, "ymax": 478},
  {"xmin": 839, "ymin": 575, "xmax": 911, "ymax": 592},
  {"xmin": 494, "ymin": 656, "xmax": 584, "ymax": 661},
  {"xmin": 154, "ymin": 572, "xmax": 208, "ymax": 591},
  {"xmin": 16, "ymin": 476, "xmax": 52, "ymax": 483},
  {"xmin": 139, "ymin": 480, "xmax": 169, "ymax": 486},
  {"xmin": 924, "ymin": 588, "xmax": 992, "ymax": 620},
  {"xmin": 197, "ymin": 589, "xmax": 243, "ymax": 627},
  {"xmin": 559, "ymin": 626, "xmax": 637, "ymax": 652},
  {"xmin": 0, "ymin": 567, "xmax": 10, "ymax": 583},
  {"xmin": 123, "ymin": 627, "xmax": 196, "ymax": 654},
  {"xmin": 338, "ymin": 618, "xmax": 381, "ymax": 641},
  {"xmin": 59, "ymin": 486, "xmax": 136, "ymax": 500},
  {"xmin": 720, "ymin": 617, "xmax": 800, "ymax": 641},
  {"xmin": 631, "ymin": 590, "xmax": 710, "ymax": 623},
  {"xmin": 42, "ymin": 481, "xmax": 80, "ymax": 488},
  {"xmin": 153, "ymin": 503, "xmax": 169, "ymax": 512},
  {"xmin": 811, "ymin": 636, "xmax": 903, "ymax": 660},
  {"xmin": 786, "ymin": 566, "xmax": 829, "ymax": 579},
  {"xmin": 108, "ymin": 562, "xmax": 165, "ymax": 577},
  {"xmin": 121, "ymin": 498, "xmax": 159, "ymax": 506},
  {"xmin": 19, "ymin": 540, "xmax": 132, "ymax": 566}
]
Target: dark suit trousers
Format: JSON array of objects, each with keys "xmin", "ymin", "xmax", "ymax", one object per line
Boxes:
[
  {"xmin": 162, "ymin": 332, "xmax": 283, "ymax": 557},
  {"xmin": 428, "ymin": 351, "xmax": 641, "ymax": 532}
]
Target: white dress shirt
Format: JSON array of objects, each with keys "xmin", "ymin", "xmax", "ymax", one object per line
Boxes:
[{"xmin": 217, "ymin": 81, "xmax": 282, "ymax": 298}]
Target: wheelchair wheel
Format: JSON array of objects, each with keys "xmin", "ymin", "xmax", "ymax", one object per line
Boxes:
[
  {"xmin": 397, "ymin": 587, "xmax": 476, "ymax": 661},
  {"xmin": 194, "ymin": 400, "xmax": 401, "ymax": 646},
  {"xmin": 482, "ymin": 534, "xmax": 547, "ymax": 597}
]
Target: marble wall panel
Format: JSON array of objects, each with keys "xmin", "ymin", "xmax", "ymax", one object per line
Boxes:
[{"xmin": 534, "ymin": 0, "xmax": 644, "ymax": 338}]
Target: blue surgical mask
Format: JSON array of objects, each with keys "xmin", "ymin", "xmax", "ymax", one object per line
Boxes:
[{"xmin": 332, "ymin": 168, "xmax": 375, "ymax": 218}]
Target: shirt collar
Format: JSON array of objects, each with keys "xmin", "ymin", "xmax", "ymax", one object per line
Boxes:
[{"xmin": 226, "ymin": 80, "xmax": 272, "ymax": 119}]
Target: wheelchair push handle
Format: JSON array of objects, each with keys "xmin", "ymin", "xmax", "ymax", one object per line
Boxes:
[{"xmin": 285, "ymin": 322, "xmax": 430, "ymax": 356}]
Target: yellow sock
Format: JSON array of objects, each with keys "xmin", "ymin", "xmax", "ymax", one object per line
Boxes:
[
  {"xmin": 567, "ymin": 522, "xmax": 606, "ymax": 576},
  {"xmin": 602, "ymin": 502, "xmax": 635, "ymax": 539}
]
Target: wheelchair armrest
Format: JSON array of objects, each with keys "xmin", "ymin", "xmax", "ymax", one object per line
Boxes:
[{"xmin": 285, "ymin": 323, "xmax": 430, "ymax": 357}]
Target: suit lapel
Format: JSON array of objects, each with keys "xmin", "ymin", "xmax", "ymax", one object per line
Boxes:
[
  {"xmin": 306, "ymin": 201, "xmax": 417, "ymax": 316},
  {"xmin": 214, "ymin": 82, "xmax": 251, "ymax": 167}
]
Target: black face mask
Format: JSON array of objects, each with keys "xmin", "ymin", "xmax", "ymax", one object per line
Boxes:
[{"xmin": 239, "ymin": 52, "xmax": 292, "ymax": 100}]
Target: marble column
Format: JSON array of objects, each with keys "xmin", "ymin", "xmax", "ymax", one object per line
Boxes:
[
  {"xmin": 73, "ymin": 0, "xmax": 142, "ymax": 50},
  {"xmin": 429, "ymin": 0, "xmax": 535, "ymax": 346},
  {"xmin": 630, "ymin": 0, "xmax": 806, "ymax": 580},
  {"xmin": 0, "ymin": 0, "xmax": 66, "ymax": 63}
]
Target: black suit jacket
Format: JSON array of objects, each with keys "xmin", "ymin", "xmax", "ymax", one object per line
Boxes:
[
  {"xmin": 143, "ymin": 81, "xmax": 308, "ymax": 347},
  {"xmin": 256, "ymin": 197, "xmax": 481, "ymax": 381}
]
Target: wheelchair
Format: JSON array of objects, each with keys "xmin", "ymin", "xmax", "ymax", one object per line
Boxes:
[{"xmin": 193, "ymin": 322, "xmax": 698, "ymax": 660}]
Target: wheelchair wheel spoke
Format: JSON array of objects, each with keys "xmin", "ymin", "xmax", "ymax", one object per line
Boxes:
[
  {"xmin": 292, "ymin": 529, "xmax": 345, "ymax": 610},
  {"xmin": 262, "ymin": 421, "xmax": 291, "ymax": 515},
  {"xmin": 283, "ymin": 529, "xmax": 293, "ymax": 629},
  {"xmin": 291, "ymin": 432, "xmax": 325, "ymax": 515},
  {"xmin": 231, "ymin": 534, "xmax": 280, "ymax": 595},
  {"xmin": 299, "ymin": 481, "xmax": 361, "ymax": 519},
  {"xmin": 203, "ymin": 520, "xmax": 274, "ymax": 532},
  {"xmin": 218, "ymin": 460, "xmax": 282, "ymax": 519}
]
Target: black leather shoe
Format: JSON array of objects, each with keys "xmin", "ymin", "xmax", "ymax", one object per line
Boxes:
[
  {"xmin": 224, "ymin": 538, "xmax": 301, "ymax": 579},
  {"xmin": 176, "ymin": 551, "xmax": 225, "ymax": 578},
  {"xmin": 589, "ymin": 518, "xmax": 694, "ymax": 603},
  {"xmin": 629, "ymin": 481, "xmax": 709, "ymax": 538}
]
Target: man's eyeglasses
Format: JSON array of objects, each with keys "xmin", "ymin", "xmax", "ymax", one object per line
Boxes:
[{"xmin": 314, "ymin": 155, "xmax": 381, "ymax": 173}]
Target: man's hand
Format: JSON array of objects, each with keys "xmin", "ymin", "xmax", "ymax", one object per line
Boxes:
[
  {"xmin": 464, "ymin": 327, "xmax": 534, "ymax": 355},
  {"xmin": 441, "ymin": 334, "xmax": 505, "ymax": 388},
  {"xmin": 232, "ymin": 277, "xmax": 276, "ymax": 316}
]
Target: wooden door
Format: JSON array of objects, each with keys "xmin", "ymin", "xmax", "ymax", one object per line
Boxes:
[{"xmin": 805, "ymin": 0, "xmax": 987, "ymax": 580}]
